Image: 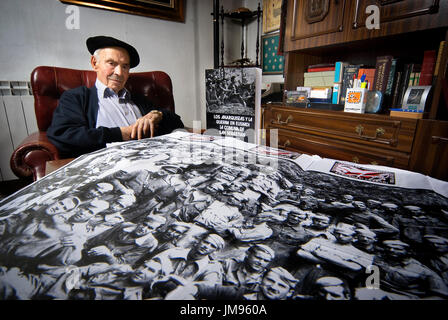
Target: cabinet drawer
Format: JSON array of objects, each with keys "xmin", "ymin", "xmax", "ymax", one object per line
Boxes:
[
  {"xmin": 267, "ymin": 128, "xmax": 411, "ymax": 169},
  {"xmin": 265, "ymin": 106, "xmax": 417, "ymax": 153}
]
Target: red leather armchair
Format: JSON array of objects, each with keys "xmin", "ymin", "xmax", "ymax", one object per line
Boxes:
[{"xmin": 10, "ymin": 66, "xmax": 176, "ymax": 181}]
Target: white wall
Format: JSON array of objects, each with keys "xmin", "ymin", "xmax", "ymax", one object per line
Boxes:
[
  {"xmin": 0, "ymin": 0, "xmax": 284, "ymax": 180},
  {"xmin": 0, "ymin": 0, "xmax": 214, "ymax": 128},
  {"xmin": 221, "ymin": 0, "xmax": 284, "ymax": 86}
]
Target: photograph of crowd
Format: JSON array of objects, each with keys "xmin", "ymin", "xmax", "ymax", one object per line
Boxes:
[
  {"xmin": 205, "ymin": 68, "xmax": 258, "ymax": 116},
  {"xmin": 0, "ymin": 132, "xmax": 447, "ymax": 300}
]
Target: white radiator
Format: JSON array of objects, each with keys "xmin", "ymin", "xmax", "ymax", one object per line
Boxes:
[{"xmin": 0, "ymin": 81, "xmax": 37, "ymax": 181}]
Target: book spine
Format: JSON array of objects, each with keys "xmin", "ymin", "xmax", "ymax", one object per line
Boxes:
[
  {"xmin": 373, "ymin": 56, "xmax": 393, "ymax": 93},
  {"xmin": 385, "ymin": 59, "xmax": 397, "ymax": 96},
  {"xmin": 334, "ymin": 62, "xmax": 343, "ymax": 82},
  {"xmin": 307, "ymin": 67, "xmax": 336, "ymax": 72},
  {"xmin": 434, "ymin": 41, "xmax": 447, "ymax": 81},
  {"xmin": 332, "ymin": 83, "xmax": 340, "ymax": 104},
  {"xmin": 419, "ymin": 50, "xmax": 436, "ymax": 86},
  {"xmin": 408, "ymin": 72, "xmax": 415, "ymax": 86},
  {"xmin": 391, "ymin": 71, "xmax": 402, "ymax": 108},
  {"xmin": 398, "ymin": 63, "xmax": 414, "ymax": 107},
  {"xmin": 340, "ymin": 65, "xmax": 360, "ymax": 104}
]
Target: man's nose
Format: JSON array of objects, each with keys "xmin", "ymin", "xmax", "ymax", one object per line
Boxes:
[{"xmin": 114, "ymin": 65, "xmax": 124, "ymax": 76}]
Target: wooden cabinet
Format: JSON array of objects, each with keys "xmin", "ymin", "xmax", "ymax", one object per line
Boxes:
[
  {"xmin": 285, "ymin": 0, "xmax": 448, "ymax": 51},
  {"xmin": 275, "ymin": 0, "xmax": 448, "ymax": 180},
  {"xmin": 288, "ymin": 0, "xmax": 347, "ymax": 42},
  {"xmin": 263, "ymin": 104, "xmax": 417, "ymax": 169},
  {"xmin": 350, "ymin": 0, "xmax": 445, "ymax": 39}
]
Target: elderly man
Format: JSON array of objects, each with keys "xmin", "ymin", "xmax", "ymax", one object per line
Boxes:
[{"xmin": 47, "ymin": 36, "xmax": 184, "ymax": 158}]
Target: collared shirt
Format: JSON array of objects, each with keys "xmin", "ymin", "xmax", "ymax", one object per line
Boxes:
[{"xmin": 95, "ymin": 79, "xmax": 143, "ymax": 128}]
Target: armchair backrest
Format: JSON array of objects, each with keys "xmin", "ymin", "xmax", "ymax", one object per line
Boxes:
[{"xmin": 30, "ymin": 66, "xmax": 175, "ymax": 131}]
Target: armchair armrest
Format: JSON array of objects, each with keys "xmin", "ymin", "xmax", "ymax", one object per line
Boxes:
[{"xmin": 10, "ymin": 132, "xmax": 60, "ymax": 181}]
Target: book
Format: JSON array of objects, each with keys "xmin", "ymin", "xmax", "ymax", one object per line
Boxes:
[
  {"xmin": 307, "ymin": 63, "xmax": 335, "ymax": 72},
  {"xmin": 332, "ymin": 61, "xmax": 349, "ymax": 104},
  {"xmin": 332, "ymin": 83, "xmax": 341, "ymax": 104},
  {"xmin": 334, "ymin": 61, "xmax": 349, "ymax": 83},
  {"xmin": 373, "ymin": 55, "xmax": 393, "ymax": 94},
  {"xmin": 340, "ymin": 64, "xmax": 361, "ymax": 104},
  {"xmin": 385, "ymin": 59, "xmax": 398, "ymax": 96},
  {"xmin": 408, "ymin": 72, "xmax": 416, "ymax": 86},
  {"xmin": 391, "ymin": 71, "xmax": 403, "ymax": 108},
  {"xmin": 310, "ymin": 87, "xmax": 332, "ymax": 99},
  {"xmin": 383, "ymin": 58, "xmax": 398, "ymax": 109},
  {"xmin": 396, "ymin": 63, "xmax": 413, "ymax": 107},
  {"xmin": 205, "ymin": 67, "xmax": 262, "ymax": 143},
  {"xmin": 304, "ymin": 71, "xmax": 335, "ymax": 87},
  {"xmin": 419, "ymin": 50, "xmax": 436, "ymax": 86},
  {"xmin": 434, "ymin": 41, "xmax": 447, "ymax": 83},
  {"xmin": 357, "ymin": 68, "xmax": 375, "ymax": 89},
  {"xmin": 307, "ymin": 66, "xmax": 335, "ymax": 72}
]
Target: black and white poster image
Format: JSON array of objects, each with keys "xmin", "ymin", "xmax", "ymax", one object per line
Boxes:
[
  {"xmin": 206, "ymin": 68, "xmax": 256, "ymax": 116},
  {"xmin": 0, "ymin": 131, "xmax": 447, "ymax": 300},
  {"xmin": 205, "ymin": 68, "xmax": 261, "ymax": 141}
]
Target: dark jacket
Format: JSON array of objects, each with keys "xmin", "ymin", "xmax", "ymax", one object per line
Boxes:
[{"xmin": 47, "ymin": 86, "xmax": 184, "ymax": 158}]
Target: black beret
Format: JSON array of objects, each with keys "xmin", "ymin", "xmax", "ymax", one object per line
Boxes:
[{"xmin": 86, "ymin": 36, "xmax": 140, "ymax": 68}]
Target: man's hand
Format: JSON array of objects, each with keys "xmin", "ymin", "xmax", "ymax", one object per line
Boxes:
[{"xmin": 120, "ymin": 110, "xmax": 163, "ymax": 141}]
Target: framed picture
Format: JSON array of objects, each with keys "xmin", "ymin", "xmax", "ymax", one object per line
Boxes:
[
  {"xmin": 262, "ymin": 33, "xmax": 284, "ymax": 75},
  {"xmin": 402, "ymin": 85, "xmax": 432, "ymax": 112},
  {"xmin": 262, "ymin": 0, "xmax": 282, "ymax": 33},
  {"xmin": 60, "ymin": 0, "xmax": 185, "ymax": 22}
]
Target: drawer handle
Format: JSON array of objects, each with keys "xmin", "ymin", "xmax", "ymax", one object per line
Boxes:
[
  {"xmin": 352, "ymin": 156, "xmax": 360, "ymax": 163},
  {"xmin": 355, "ymin": 125, "xmax": 385, "ymax": 140},
  {"xmin": 274, "ymin": 114, "xmax": 293, "ymax": 125},
  {"xmin": 280, "ymin": 140, "xmax": 291, "ymax": 149},
  {"xmin": 370, "ymin": 161, "xmax": 378, "ymax": 165}
]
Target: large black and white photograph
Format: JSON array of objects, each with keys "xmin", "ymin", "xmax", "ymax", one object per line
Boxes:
[
  {"xmin": 205, "ymin": 68, "xmax": 262, "ymax": 141},
  {"xmin": 0, "ymin": 131, "xmax": 447, "ymax": 300}
]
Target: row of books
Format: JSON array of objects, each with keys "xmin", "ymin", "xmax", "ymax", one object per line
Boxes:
[{"xmin": 304, "ymin": 40, "xmax": 446, "ymax": 113}]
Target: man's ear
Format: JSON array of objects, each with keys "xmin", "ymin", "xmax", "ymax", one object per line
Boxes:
[{"xmin": 90, "ymin": 55, "xmax": 98, "ymax": 70}]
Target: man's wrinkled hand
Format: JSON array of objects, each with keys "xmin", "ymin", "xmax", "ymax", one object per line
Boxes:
[{"xmin": 120, "ymin": 110, "xmax": 163, "ymax": 141}]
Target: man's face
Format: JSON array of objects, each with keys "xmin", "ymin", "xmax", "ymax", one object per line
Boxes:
[
  {"xmin": 91, "ymin": 47, "xmax": 130, "ymax": 93},
  {"xmin": 246, "ymin": 249, "xmax": 272, "ymax": 273},
  {"xmin": 133, "ymin": 220, "xmax": 161, "ymax": 237},
  {"xmin": 385, "ymin": 245, "xmax": 408, "ymax": 260},
  {"xmin": 45, "ymin": 198, "xmax": 77, "ymax": 215},
  {"xmin": 334, "ymin": 230, "xmax": 354, "ymax": 244},
  {"xmin": 312, "ymin": 216, "xmax": 330, "ymax": 230},
  {"xmin": 353, "ymin": 201, "xmax": 366, "ymax": 211},
  {"xmin": 165, "ymin": 225, "xmax": 189, "ymax": 241},
  {"xmin": 426, "ymin": 238, "xmax": 448, "ymax": 254},
  {"xmin": 195, "ymin": 236, "xmax": 219, "ymax": 256},
  {"xmin": 110, "ymin": 195, "xmax": 134, "ymax": 212},
  {"xmin": 287, "ymin": 211, "xmax": 307, "ymax": 225},
  {"xmin": 356, "ymin": 233, "xmax": 376, "ymax": 246},
  {"xmin": 261, "ymin": 271, "xmax": 291, "ymax": 300},
  {"xmin": 131, "ymin": 261, "xmax": 160, "ymax": 284},
  {"xmin": 318, "ymin": 285, "xmax": 348, "ymax": 300}
]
